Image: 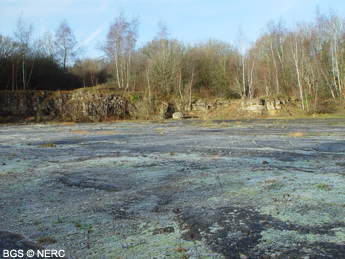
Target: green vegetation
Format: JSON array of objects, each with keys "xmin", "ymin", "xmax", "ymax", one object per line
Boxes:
[
  {"xmin": 74, "ymin": 221, "xmax": 82, "ymax": 229},
  {"xmin": 130, "ymin": 93, "xmax": 140, "ymax": 103},
  {"xmin": 317, "ymin": 183, "xmax": 332, "ymax": 191}
]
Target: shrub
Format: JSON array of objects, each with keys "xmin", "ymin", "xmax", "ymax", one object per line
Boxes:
[
  {"xmin": 130, "ymin": 93, "xmax": 140, "ymax": 103},
  {"xmin": 314, "ymin": 99, "xmax": 338, "ymax": 114},
  {"xmin": 131, "ymin": 99, "xmax": 154, "ymax": 120}
]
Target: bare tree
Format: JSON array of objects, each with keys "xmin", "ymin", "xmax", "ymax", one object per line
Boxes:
[
  {"xmin": 247, "ymin": 44, "xmax": 256, "ymax": 99},
  {"xmin": 102, "ymin": 10, "xmax": 138, "ymax": 91},
  {"xmin": 328, "ymin": 11, "xmax": 344, "ymax": 99},
  {"xmin": 0, "ymin": 35, "xmax": 16, "ymax": 75},
  {"xmin": 78, "ymin": 37, "xmax": 87, "ymax": 88},
  {"xmin": 40, "ymin": 31, "xmax": 56, "ymax": 60},
  {"xmin": 55, "ymin": 19, "xmax": 77, "ymax": 71},
  {"xmin": 291, "ymin": 27, "xmax": 305, "ymax": 110},
  {"xmin": 266, "ymin": 21, "xmax": 280, "ymax": 94},
  {"xmin": 145, "ymin": 58, "xmax": 152, "ymax": 104},
  {"xmin": 0, "ymin": 35, "xmax": 16, "ymax": 62},
  {"xmin": 0, "ymin": 34, "xmax": 19, "ymax": 91},
  {"xmin": 237, "ymin": 26, "xmax": 246, "ymax": 98},
  {"xmin": 184, "ymin": 46, "xmax": 197, "ymax": 108},
  {"xmin": 315, "ymin": 7, "xmax": 336, "ymax": 99},
  {"xmin": 141, "ymin": 21, "xmax": 182, "ymax": 95},
  {"xmin": 14, "ymin": 14, "xmax": 33, "ymax": 90}
]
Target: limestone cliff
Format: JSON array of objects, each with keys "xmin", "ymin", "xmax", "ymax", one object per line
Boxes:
[
  {"xmin": 0, "ymin": 90, "xmax": 133, "ymax": 123},
  {"xmin": 0, "ymin": 89, "xmax": 296, "ymax": 123}
]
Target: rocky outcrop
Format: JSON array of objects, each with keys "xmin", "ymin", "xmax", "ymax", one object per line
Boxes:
[
  {"xmin": 0, "ymin": 90, "xmax": 300, "ymax": 123},
  {"xmin": 159, "ymin": 101, "xmax": 175, "ymax": 119},
  {"xmin": 0, "ymin": 91, "xmax": 134, "ymax": 123},
  {"xmin": 191, "ymin": 99, "xmax": 231, "ymax": 112},
  {"xmin": 241, "ymin": 97, "xmax": 293, "ymax": 115}
]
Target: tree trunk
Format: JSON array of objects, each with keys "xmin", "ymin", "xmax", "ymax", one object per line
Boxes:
[
  {"xmin": 189, "ymin": 65, "xmax": 194, "ymax": 108},
  {"xmin": 146, "ymin": 65, "xmax": 151, "ymax": 105},
  {"xmin": 12, "ymin": 60, "xmax": 15, "ymax": 92},
  {"xmin": 249, "ymin": 57, "xmax": 255, "ymax": 99},
  {"xmin": 270, "ymin": 40, "xmax": 279, "ymax": 94},
  {"xmin": 293, "ymin": 38, "xmax": 305, "ymax": 110},
  {"xmin": 242, "ymin": 55, "xmax": 245, "ymax": 98},
  {"xmin": 320, "ymin": 66, "xmax": 336, "ymax": 99},
  {"xmin": 178, "ymin": 69, "xmax": 184, "ymax": 104},
  {"xmin": 114, "ymin": 43, "xmax": 121, "ymax": 89},
  {"xmin": 22, "ymin": 50, "xmax": 26, "ymax": 90}
]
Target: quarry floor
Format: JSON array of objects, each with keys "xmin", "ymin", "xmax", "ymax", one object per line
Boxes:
[{"xmin": 0, "ymin": 118, "xmax": 345, "ymax": 259}]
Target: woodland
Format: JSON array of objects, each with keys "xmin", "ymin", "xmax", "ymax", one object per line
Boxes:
[{"xmin": 0, "ymin": 8, "xmax": 344, "ymax": 113}]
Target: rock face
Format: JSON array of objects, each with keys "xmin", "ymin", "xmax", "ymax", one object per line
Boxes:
[
  {"xmin": 191, "ymin": 99, "xmax": 231, "ymax": 111},
  {"xmin": 159, "ymin": 101, "xmax": 175, "ymax": 119},
  {"xmin": 0, "ymin": 91, "xmax": 134, "ymax": 122},
  {"xmin": 241, "ymin": 97, "xmax": 292, "ymax": 115},
  {"xmin": 0, "ymin": 90, "xmax": 298, "ymax": 123}
]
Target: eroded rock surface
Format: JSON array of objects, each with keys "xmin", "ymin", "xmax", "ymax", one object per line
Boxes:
[
  {"xmin": 0, "ymin": 91, "xmax": 133, "ymax": 123},
  {"xmin": 1, "ymin": 119, "xmax": 345, "ymax": 258}
]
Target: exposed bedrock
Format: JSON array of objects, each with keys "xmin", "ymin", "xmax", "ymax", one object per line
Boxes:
[{"xmin": 0, "ymin": 91, "xmax": 134, "ymax": 122}]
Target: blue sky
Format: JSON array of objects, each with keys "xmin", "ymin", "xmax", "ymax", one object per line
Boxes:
[{"xmin": 0, "ymin": 0, "xmax": 344, "ymax": 58}]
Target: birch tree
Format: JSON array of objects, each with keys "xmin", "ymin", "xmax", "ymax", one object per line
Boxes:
[
  {"xmin": 55, "ymin": 19, "xmax": 77, "ymax": 72},
  {"xmin": 328, "ymin": 11, "xmax": 344, "ymax": 99},
  {"xmin": 237, "ymin": 26, "xmax": 246, "ymax": 98},
  {"xmin": 291, "ymin": 29, "xmax": 305, "ymax": 110},
  {"xmin": 141, "ymin": 22, "xmax": 182, "ymax": 95},
  {"xmin": 102, "ymin": 10, "xmax": 139, "ymax": 91},
  {"xmin": 14, "ymin": 14, "xmax": 33, "ymax": 90},
  {"xmin": 40, "ymin": 31, "xmax": 56, "ymax": 60},
  {"xmin": 266, "ymin": 21, "xmax": 280, "ymax": 94}
]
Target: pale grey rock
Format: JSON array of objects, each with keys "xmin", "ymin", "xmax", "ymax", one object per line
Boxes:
[{"xmin": 172, "ymin": 111, "xmax": 184, "ymax": 119}]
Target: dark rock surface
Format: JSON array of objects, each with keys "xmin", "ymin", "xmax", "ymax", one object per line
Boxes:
[
  {"xmin": 0, "ymin": 91, "xmax": 133, "ymax": 122},
  {"xmin": 1, "ymin": 119, "xmax": 345, "ymax": 258},
  {"xmin": 0, "ymin": 231, "xmax": 45, "ymax": 259}
]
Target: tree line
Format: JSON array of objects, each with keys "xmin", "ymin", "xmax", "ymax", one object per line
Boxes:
[
  {"xmin": 0, "ymin": 14, "xmax": 108, "ymax": 91},
  {"xmin": 0, "ymin": 8, "xmax": 344, "ymax": 111}
]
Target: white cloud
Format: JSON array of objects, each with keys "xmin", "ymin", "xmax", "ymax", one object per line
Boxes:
[{"xmin": 77, "ymin": 26, "xmax": 105, "ymax": 49}]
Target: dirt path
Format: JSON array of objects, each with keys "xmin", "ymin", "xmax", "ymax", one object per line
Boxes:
[{"xmin": 1, "ymin": 119, "xmax": 345, "ymax": 258}]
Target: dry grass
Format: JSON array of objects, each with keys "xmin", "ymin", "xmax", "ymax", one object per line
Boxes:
[
  {"xmin": 69, "ymin": 130, "xmax": 90, "ymax": 134},
  {"xmin": 208, "ymin": 100, "xmax": 262, "ymax": 120},
  {"xmin": 38, "ymin": 236, "xmax": 57, "ymax": 244},
  {"xmin": 219, "ymin": 122, "xmax": 232, "ymax": 126},
  {"xmin": 50, "ymin": 122, "xmax": 77, "ymax": 125},
  {"xmin": 65, "ymin": 130, "xmax": 118, "ymax": 135},
  {"xmin": 288, "ymin": 131, "xmax": 305, "ymax": 137},
  {"xmin": 96, "ymin": 131, "xmax": 118, "ymax": 135},
  {"xmin": 40, "ymin": 142, "xmax": 56, "ymax": 148},
  {"xmin": 176, "ymin": 245, "xmax": 187, "ymax": 252},
  {"xmin": 202, "ymin": 111, "xmax": 211, "ymax": 121}
]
